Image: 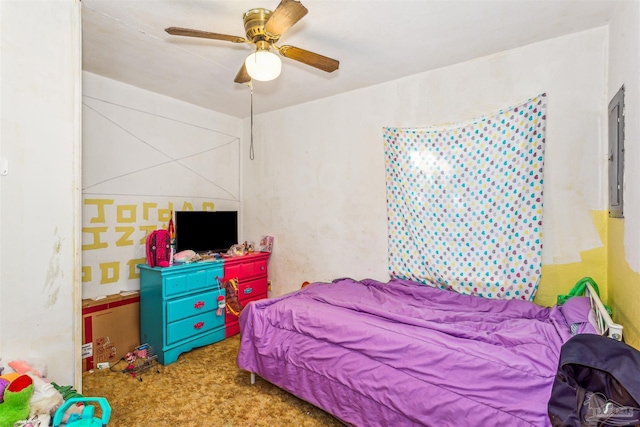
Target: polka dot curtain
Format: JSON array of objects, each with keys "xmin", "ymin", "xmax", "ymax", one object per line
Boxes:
[{"xmin": 383, "ymin": 94, "xmax": 547, "ymax": 301}]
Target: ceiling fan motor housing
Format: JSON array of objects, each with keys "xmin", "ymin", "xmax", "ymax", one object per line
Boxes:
[{"xmin": 243, "ymin": 8, "xmax": 278, "ymax": 43}]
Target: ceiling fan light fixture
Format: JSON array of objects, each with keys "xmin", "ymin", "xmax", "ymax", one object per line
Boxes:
[
  {"xmin": 245, "ymin": 50, "xmax": 282, "ymax": 81},
  {"xmin": 165, "ymin": 0, "xmax": 339, "ymax": 85}
]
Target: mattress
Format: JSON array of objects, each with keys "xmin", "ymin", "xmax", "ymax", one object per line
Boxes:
[{"xmin": 237, "ymin": 277, "xmax": 595, "ymax": 426}]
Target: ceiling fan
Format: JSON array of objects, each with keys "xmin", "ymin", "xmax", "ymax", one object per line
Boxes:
[{"xmin": 165, "ymin": 0, "xmax": 340, "ymax": 84}]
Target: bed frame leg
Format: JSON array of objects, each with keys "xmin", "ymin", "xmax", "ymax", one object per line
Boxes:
[{"xmin": 250, "ymin": 372, "xmax": 255, "ymax": 385}]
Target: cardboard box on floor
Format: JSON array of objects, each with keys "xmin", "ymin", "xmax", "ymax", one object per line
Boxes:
[{"xmin": 82, "ymin": 292, "xmax": 140, "ymax": 372}]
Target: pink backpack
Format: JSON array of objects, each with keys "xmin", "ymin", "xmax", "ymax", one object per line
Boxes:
[{"xmin": 146, "ymin": 229, "xmax": 171, "ymax": 267}]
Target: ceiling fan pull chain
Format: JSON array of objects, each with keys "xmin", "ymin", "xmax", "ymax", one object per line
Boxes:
[{"xmin": 249, "ymin": 82, "xmax": 255, "ymax": 161}]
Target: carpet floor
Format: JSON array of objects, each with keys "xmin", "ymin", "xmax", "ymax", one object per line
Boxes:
[{"xmin": 82, "ymin": 335, "xmax": 345, "ymax": 426}]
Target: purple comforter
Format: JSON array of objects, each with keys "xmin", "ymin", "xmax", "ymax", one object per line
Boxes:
[{"xmin": 237, "ymin": 278, "xmax": 594, "ymax": 426}]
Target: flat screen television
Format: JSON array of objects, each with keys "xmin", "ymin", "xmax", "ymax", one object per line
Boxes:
[{"xmin": 175, "ymin": 211, "xmax": 238, "ymax": 253}]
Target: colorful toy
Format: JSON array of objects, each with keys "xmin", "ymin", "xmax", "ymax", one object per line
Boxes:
[
  {"xmin": 124, "ymin": 352, "xmax": 137, "ymax": 378},
  {"xmin": 0, "ymin": 378, "xmax": 8, "ymax": 404},
  {"xmin": 27, "ymin": 374, "xmax": 64, "ymax": 425},
  {"xmin": 11, "ymin": 414, "xmax": 41, "ymax": 427},
  {"xmin": 217, "ymin": 295, "xmax": 226, "ymax": 316},
  {"xmin": 0, "ymin": 372, "xmax": 20, "ymax": 403},
  {"xmin": 117, "ymin": 344, "xmax": 158, "ymax": 382},
  {"xmin": 4, "ymin": 359, "xmax": 64, "ymax": 425},
  {"xmin": 50, "ymin": 383, "xmax": 86, "ymax": 424},
  {"xmin": 222, "ymin": 278, "xmax": 244, "ymax": 317},
  {"xmin": 51, "ymin": 383, "xmax": 83, "ymax": 401},
  {"xmin": 8, "ymin": 359, "xmax": 47, "ymax": 379},
  {"xmin": 52, "ymin": 398, "xmax": 111, "ymax": 427},
  {"xmin": 0, "ymin": 374, "xmax": 34, "ymax": 427}
]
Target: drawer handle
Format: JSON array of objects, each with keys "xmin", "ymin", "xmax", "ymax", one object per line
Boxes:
[
  {"xmin": 260, "ymin": 266, "xmax": 265, "ymax": 271},
  {"xmin": 194, "ymin": 321, "xmax": 205, "ymax": 329},
  {"xmin": 244, "ymin": 287, "xmax": 253, "ymax": 295},
  {"xmin": 194, "ymin": 301, "xmax": 205, "ymax": 309}
]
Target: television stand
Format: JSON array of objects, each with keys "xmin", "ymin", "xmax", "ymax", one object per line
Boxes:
[
  {"xmin": 138, "ymin": 260, "xmax": 226, "ymax": 365},
  {"xmin": 138, "ymin": 252, "xmax": 270, "ymax": 364}
]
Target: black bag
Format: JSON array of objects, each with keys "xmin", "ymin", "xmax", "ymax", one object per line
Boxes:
[{"xmin": 549, "ymin": 334, "xmax": 640, "ymax": 426}]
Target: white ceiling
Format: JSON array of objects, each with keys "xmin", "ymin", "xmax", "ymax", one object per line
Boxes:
[{"xmin": 82, "ymin": 0, "xmax": 620, "ymax": 118}]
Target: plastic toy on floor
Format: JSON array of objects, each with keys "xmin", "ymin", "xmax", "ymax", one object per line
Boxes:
[
  {"xmin": 120, "ymin": 344, "xmax": 159, "ymax": 381},
  {"xmin": 52, "ymin": 397, "xmax": 111, "ymax": 427},
  {"xmin": 49, "ymin": 383, "xmax": 86, "ymax": 424}
]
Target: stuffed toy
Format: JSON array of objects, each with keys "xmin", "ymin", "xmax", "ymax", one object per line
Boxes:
[
  {"xmin": 0, "ymin": 374, "xmax": 34, "ymax": 427},
  {"xmin": 174, "ymin": 249, "xmax": 196, "ymax": 264},
  {"xmin": 0, "ymin": 372, "xmax": 20, "ymax": 403},
  {"xmin": 26, "ymin": 373, "xmax": 64, "ymax": 426},
  {"xmin": 0, "ymin": 378, "xmax": 8, "ymax": 404},
  {"xmin": 8, "ymin": 359, "xmax": 47, "ymax": 379},
  {"xmin": 4, "ymin": 359, "xmax": 64, "ymax": 426}
]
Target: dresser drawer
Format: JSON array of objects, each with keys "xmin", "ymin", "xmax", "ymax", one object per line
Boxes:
[
  {"xmin": 139, "ymin": 260, "xmax": 226, "ymax": 365},
  {"xmin": 164, "ymin": 274, "xmax": 188, "ymax": 297},
  {"xmin": 251, "ymin": 259, "xmax": 268, "ymax": 278},
  {"xmin": 164, "ymin": 266, "xmax": 222, "ymax": 298},
  {"xmin": 238, "ymin": 277, "xmax": 267, "ymax": 304},
  {"xmin": 166, "ymin": 290, "xmax": 220, "ymax": 323},
  {"xmin": 166, "ymin": 311, "xmax": 224, "ymax": 345},
  {"xmin": 237, "ymin": 259, "xmax": 267, "ymax": 279},
  {"xmin": 224, "ymin": 255, "xmax": 268, "ymax": 281},
  {"xmin": 224, "ymin": 263, "xmax": 241, "ymax": 282}
]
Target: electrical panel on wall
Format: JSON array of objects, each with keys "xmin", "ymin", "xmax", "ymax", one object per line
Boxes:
[{"xmin": 608, "ymin": 85, "xmax": 625, "ymax": 218}]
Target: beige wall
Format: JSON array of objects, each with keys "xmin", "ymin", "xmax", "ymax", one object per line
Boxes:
[
  {"xmin": 81, "ymin": 72, "xmax": 242, "ymax": 299},
  {"xmin": 0, "ymin": 0, "xmax": 82, "ymax": 386},
  {"xmin": 242, "ymin": 28, "xmax": 610, "ymax": 305}
]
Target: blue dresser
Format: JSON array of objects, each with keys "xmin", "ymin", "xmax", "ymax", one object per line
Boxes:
[{"xmin": 138, "ymin": 261, "xmax": 225, "ymax": 365}]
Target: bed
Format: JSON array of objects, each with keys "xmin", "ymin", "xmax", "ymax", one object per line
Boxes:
[{"xmin": 237, "ymin": 277, "xmax": 622, "ymax": 426}]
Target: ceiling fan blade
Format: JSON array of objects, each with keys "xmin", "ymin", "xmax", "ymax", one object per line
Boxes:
[
  {"xmin": 264, "ymin": 0, "xmax": 308, "ymax": 37},
  {"xmin": 234, "ymin": 63, "xmax": 251, "ymax": 84},
  {"xmin": 165, "ymin": 27, "xmax": 247, "ymax": 44},
  {"xmin": 278, "ymin": 45, "xmax": 339, "ymax": 73}
]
